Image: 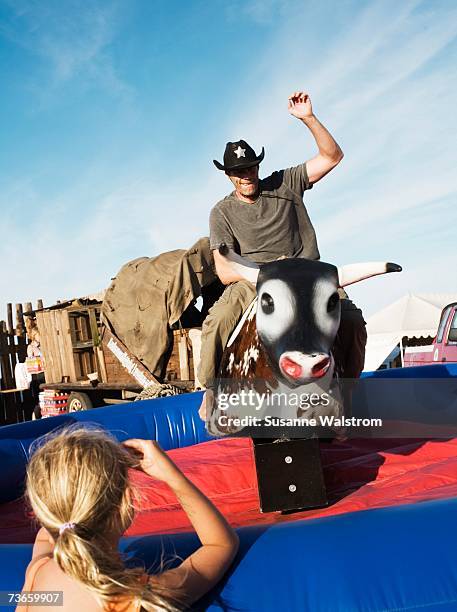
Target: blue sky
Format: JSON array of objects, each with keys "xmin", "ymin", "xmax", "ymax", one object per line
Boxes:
[{"xmin": 0, "ymin": 0, "xmax": 456, "ymax": 322}]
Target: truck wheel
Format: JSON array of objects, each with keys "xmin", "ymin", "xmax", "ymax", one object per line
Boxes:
[{"xmin": 67, "ymin": 392, "xmax": 93, "ymax": 412}]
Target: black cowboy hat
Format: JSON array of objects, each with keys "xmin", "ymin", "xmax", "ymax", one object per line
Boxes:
[{"xmin": 213, "ymin": 140, "xmax": 265, "ymax": 171}]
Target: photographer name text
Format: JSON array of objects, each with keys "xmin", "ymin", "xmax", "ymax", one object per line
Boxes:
[{"xmin": 216, "ymin": 415, "xmax": 383, "ymax": 428}]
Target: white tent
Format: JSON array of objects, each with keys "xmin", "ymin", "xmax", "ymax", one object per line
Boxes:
[{"xmin": 363, "ymin": 293, "xmax": 457, "ymax": 372}]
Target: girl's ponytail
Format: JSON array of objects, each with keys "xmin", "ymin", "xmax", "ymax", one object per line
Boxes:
[
  {"xmin": 26, "ymin": 427, "xmax": 181, "ymax": 611},
  {"xmin": 54, "ymin": 526, "xmax": 178, "ymax": 611}
]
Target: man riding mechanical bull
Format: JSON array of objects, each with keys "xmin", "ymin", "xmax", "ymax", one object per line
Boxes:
[
  {"xmin": 102, "ymin": 90, "xmax": 368, "ymax": 417},
  {"xmin": 197, "ymin": 90, "xmax": 367, "ymax": 420}
]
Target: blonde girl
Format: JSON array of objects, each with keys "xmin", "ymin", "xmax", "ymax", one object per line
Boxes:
[{"xmin": 19, "ymin": 427, "xmax": 239, "ymax": 611}]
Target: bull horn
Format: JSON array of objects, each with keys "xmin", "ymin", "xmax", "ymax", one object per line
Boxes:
[
  {"xmin": 338, "ymin": 262, "xmax": 402, "ymax": 287},
  {"xmin": 217, "ymin": 244, "xmax": 259, "ymax": 284}
]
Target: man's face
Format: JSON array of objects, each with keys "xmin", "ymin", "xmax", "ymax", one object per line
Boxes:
[{"xmin": 226, "ymin": 165, "xmax": 259, "ymax": 198}]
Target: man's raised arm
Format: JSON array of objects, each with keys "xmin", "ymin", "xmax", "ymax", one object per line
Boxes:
[{"xmin": 288, "ymin": 91, "xmax": 343, "ymax": 184}]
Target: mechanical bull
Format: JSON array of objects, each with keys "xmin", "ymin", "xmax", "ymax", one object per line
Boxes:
[{"xmin": 206, "ymin": 248, "xmax": 401, "ymax": 438}]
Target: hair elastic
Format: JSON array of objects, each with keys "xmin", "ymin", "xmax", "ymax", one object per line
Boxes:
[{"xmin": 59, "ymin": 522, "xmax": 76, "ymax": 535}]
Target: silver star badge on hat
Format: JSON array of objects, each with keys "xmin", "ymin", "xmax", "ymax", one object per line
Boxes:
[{"xmin": 234, "ymin": 146, "xmax": 246, "ymax": 159}]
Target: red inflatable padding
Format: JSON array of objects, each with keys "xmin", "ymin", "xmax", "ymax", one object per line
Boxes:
[
  {"xmin": 3, "ymin": 436, "xmax": 457, "ymax": 543},
  {"xmin": 126, "ymin": 436, "xmax": 457, "ymax": 535}
]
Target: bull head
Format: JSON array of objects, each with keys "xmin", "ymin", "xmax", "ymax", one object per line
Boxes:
[{"xmin": 219, "ymin": 247, "xmax": 401, "ymax": 386}]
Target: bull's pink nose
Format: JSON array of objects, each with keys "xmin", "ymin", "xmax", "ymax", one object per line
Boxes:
[
  {"xmin": 279, "ymin": 356, "xmax": 303, "ymax": 379},
  {"xmin": 279, "ymin": 353, "xmax": 331, "ymax": 380},
  {"xmin": 312, "ymin": 356, "xmax": 331, "ymax": 378}
]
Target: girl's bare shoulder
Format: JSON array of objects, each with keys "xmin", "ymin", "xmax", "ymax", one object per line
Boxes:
[{"xmin": 32, "ymin": 559, "xmax": 103, "ymax": 611}]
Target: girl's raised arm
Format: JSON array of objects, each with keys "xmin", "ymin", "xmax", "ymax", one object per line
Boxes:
[{"xmin": 123, "ymin": 439, "xmax": 239, "ymax": 605}]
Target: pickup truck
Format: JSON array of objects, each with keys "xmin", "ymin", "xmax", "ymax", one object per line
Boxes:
[{"xmin": 404, "ymin": 302, "xmax": 457, "ymax": 366}]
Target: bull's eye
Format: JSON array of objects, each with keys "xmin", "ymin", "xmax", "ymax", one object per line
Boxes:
[
  {"xmin": 261, "ymin": 292, "xmax": 275, "ymax": 315},
  {"xmin": 256, "ymin": 279, "xmax": 295, "ymax": 341},
  {"xmin": 327, "ymin": 292, "xmax": 339, "ymax": 312}
]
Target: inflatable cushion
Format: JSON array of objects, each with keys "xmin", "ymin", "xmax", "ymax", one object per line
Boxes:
[{"xmin": 4, "ymin": 435, "xmax": 457, "ymax": 543}]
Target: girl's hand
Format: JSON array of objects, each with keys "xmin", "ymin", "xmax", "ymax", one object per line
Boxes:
[{"xmin": 122, "ymin": 439, "xmax": 183, "ymax": 484}]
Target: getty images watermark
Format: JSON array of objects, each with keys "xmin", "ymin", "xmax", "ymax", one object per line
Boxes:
[
  {"xmin": 206, "ymin": 376, "xmax": 457, "ymax": 439},
  {"xmin": 214, "ymin": 388, "xmax": 383, "ymax": 431}
]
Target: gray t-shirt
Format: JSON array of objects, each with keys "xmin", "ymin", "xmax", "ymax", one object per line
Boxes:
[{"xmin": 209, "ymin": 163, "xmax": 319, "ymax": 264}]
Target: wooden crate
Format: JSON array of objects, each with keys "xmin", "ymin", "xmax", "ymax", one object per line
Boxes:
[{"xmin": 36, "ymin": 305, "xmax": 102, "ymax": 384}]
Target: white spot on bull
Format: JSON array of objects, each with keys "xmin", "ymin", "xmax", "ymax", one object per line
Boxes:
[
  {"xmin": 312, "ymin": 278, "xmax": 340, "ymax": 338},
  {"xmin": 241, "ymin": 345, "xmax": 260, "ymax": 375},
  {"xmin": 248, "ymin": 345, "xmax": 259, "ymax": 361},
  {"xmin": 228, "ymin": 344, "xmax": 260, "ymax": 376},
  {"xmin": 227, "ymin": 352, "xmax": 235, "ymax": 373},
  {"xmin": 256, "ymin": 279, "xmax": 296, "ymax": 342}
]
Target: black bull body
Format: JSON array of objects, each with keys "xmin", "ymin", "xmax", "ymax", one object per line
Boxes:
[{"xmin": 207, "ymin": 252, "xmax": 401, "ymax": 438}]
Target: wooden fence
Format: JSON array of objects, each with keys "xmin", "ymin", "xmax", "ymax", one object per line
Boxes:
[{"xmin": 0, "ymin": 301, "xmax": 42, "ymax": 425}]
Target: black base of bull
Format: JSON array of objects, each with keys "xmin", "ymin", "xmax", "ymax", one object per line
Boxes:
[{"xmin": 252, "ymin": 437, "xmax": 328, "ymax": 513}]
